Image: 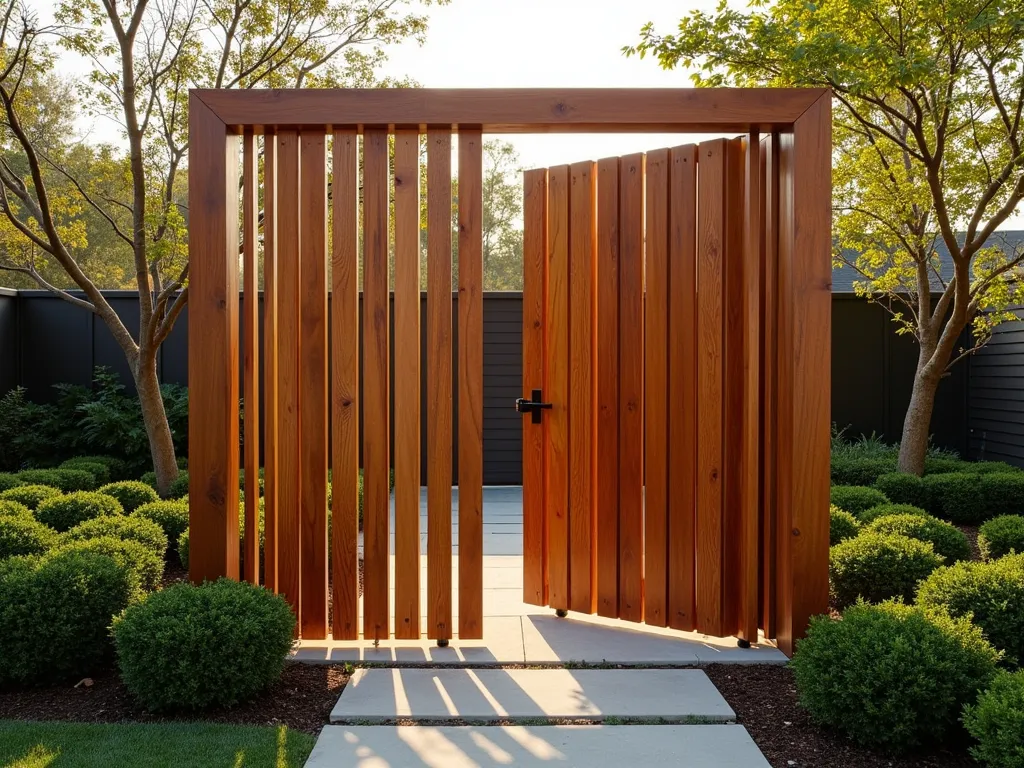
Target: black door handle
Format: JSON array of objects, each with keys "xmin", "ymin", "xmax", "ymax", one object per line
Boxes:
[{"xmin": 515, "ymin": 389, "xmax": 552, "ymax": 424}]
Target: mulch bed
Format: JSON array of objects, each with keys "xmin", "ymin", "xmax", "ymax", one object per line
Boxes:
[
  {"xmin": 0, "ymin": 663, "xmax": 350, "ymax": 736},
  {"xmin": 706, "ymin": 664, "xmax": 976, "ymax": 768}
]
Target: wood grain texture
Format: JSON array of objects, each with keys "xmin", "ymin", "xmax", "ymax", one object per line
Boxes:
[
  {"xmin": 667, "ymin": 144, "xmax": 697, "ymax": 632},
  {"xmin": 275, "ymin": 129, "xmax": 301, "ymax": 622},
  {"xmin": 643, "ymin": 148, "xmax": 669, "ymax": 627},
  {"xmin": 187, "ymin": 94, "xmax": 240, "ymax": 584},
  {"xmin": 299, "ymin": 131, "xmax": 328, "ymax": 639},
  {"xmin": 545, "ymin": 165, "xmax": 570, "ymax": 612},
  {"xmin": 522, "ymin": 168, "xmax": 548, "ymax": 607},
  {"xmin": 393, "ymin": 129, "xmax": 421, "ymax": 640},
  {"xmin": 568, "ymin": 160, "xmax": 597, "ymax": 615},
  {"xmin": 242, "ymin": 130, "xmax": 260, "ymax": 585},
  {"xmin": 362, "ymin": 127, "xmax": 390, "ymax": 641},
  {"xmin": 696, "ymin": 139, "xmax": 725, "ymax": 637},
  {"xmin": 595, "ymin": 157, "xmax": 620, "ymax": 619},
  {"xmin": 427, "ymin": 128, "xmax": 454, "ymax": 641},
  {"xmin": 331, "ymin": 130, "xmax": 359, "ymax": 639},
  {"xmin": 458, "ymin": 129, "xmax": 485, "ymax": 639},
  {"xmin": 262, "ymin": 134, "xmax": 278, "ymax": 594},
  {"xmin": 617, "ymin": 152, "xmax": 644, "ymax": 624},
  {"xmin": 196, "ymin": 88, "xmax": 828, "ymax": 132}
]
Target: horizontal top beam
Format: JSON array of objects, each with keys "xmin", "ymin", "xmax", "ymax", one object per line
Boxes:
[{"xmin": 193, "ymin": 88, "xmax": 828, "ymax": 134}]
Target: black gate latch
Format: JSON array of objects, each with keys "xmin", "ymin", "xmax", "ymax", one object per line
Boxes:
[{"xmin": 515, "ymin": 389, "xmax": 552, "ymax": 424}]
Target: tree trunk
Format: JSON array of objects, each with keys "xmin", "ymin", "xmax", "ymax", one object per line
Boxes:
[
  {"xmin": 135, "ymin": 353, "xmax": 178, "ymax": 496},
  {"xmin": 898, "ymin": 352, "xmax": 943, "ymax": 476}
]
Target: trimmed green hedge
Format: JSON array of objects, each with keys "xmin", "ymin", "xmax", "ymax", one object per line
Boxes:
[
  {"xmin": 98, "ymin": 481, "xmax": 160, "ymax": 513},
  {"xmin": 980, "ymin": 516, "xmax": 1024, "ymax": 561},
  {"xmin": 64, "ymin": 515, "xmax": 168, "ymax": 559},
  {"xmin": 54, "ymin": 536, "xmax": 163, "ymax": 594},
  {"xmin": 873, "ymin": 472, "xmax": 927, "ymax": 508},
  {"xmin": 35, "ymin": 491, "xmax": 124, "ymax": 532},
  {"xmin": 132, "ymin": 500, "xmax": 189, "ymax": 548},
  {"xmin": 0, "ymin": 515, "xmax": 59, "ymax": 559},
  {"xmin": 964, "ymin": 670, "xmax": 1024, "ymax": 768},
  {"xmin": 831, "ymin": 456, "xmax": 896, "ymax": 486},
  {"xmin": 829, "ymin": 485, "xmax": 889, "ymax": 516},
  {"xmin": 829, "ymin": 505, "xmax": 860, "ymax": 546},
  {"xmin": 0, "ymin": 484, "xmax": 62, "ymax": 510},
  {"xmin": 865, "ymin": 512, "xmax": 971, "ymax": 563},
  {"xmin": 0, "ymin": 473, "xmax": 23, "ymax": 493},
  {"xmin": 859, "ymin": 502, "xmax": 931, "ymax": 525},
  {"xmin": 830, "ymin": 532, "xmax": 942, "ymax": 607},
  {"xmin": 0, "ymin": 499, "xmax": 31, "ymax": 518}
]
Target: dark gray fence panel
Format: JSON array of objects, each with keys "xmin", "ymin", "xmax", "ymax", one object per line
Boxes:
[
  {"xmin": 968, "ymin": 319, "xmax": 1024, "ymax": 465},
  {"xmin": 0, "ymin": 289, "xmax": 17, "ymax": 395}
]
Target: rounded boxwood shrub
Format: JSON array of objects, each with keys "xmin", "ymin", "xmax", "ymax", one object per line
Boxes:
[
  {"xmin": 791, "ymin": 601, "xmax": 999, "ymax": 752},
  {"xmin": 980, "ymin": 516, "xmax": 1024, "ymax": 561},
  {"xmin": 964, "ymin": 670, "xmax": 1024, "ymax": 768},
  {"xmin": 830, "ymin": 532, "xmax": 943, "ymax": 607},
  {"xmin": 830, "ymin": 456, "xmax": 896, "ymax": 487},
  {"xmin": 981, "ymin": 473, "xmax": 1024, "ymax": 519},
  {"xmin": 35, "ymin": 491, "xmax": 124, "ymax": 532},
  {"xmin": 132, "ymin": 500, "xmax": 189, "ymax": 549},
  {"xmin": 917, "ymin": 554, "xmax": 1024, "ymax": 666},
  {"xmin": 923, "ymin": 471, "xmax": 985, "ymax": 523},
  {"xmin": 0, "ymin": 473, "xmax": 23, "ymax": 493},
  {"xmin": 0, "ymin": 499, "xmax": 31, "ymax": 518},
  {"xmin": 59, "ymin": 459, "xmax": 111, "ymax": 486},
  {"xmin": 64, "ymin": 515, "xmax": 168, "ymax": 559},
  {"xmin": 0, "ymin": 484, "xmax": 62, "ymax": 511},
  {"xmin": 113, "ymin": 578, "xmax": 295, "ymax": 711},
  {"xmin": 0, "ymin": 515, "xmax": 59, "ymax": 559},
  {"xmin": 168, "ymin": 470, "xmax": 189, "ymax": 499},
  {"xmin": 15, "ymin": 469, "xmax": 63, "ymax": 488},
  {"xmin": 178, "ymin": 528, "xmax": 189, "ymax": 570},
  {"xmin": 54, "ymin": 536, "xmax": 164, "ymax": 593},
  {"xmin": 923, "ymin": 456, "xmax": 969, "ymax": 475},
  {"xmin": 25, "ymin": 468, "xmax": 97, "ymax": 493},
  {"xmin": 874, "ymin": 472, "xmax": 927, "ymax": 508},
  {"xmin": 0, "ymin": 549, "xmax": 137, "ymax": 685},
  {"xmin": 139, "ymin": 471, "xmax": 157, "ymax": 490},
  {"xmin": 973, "ymin": 461, "xmax": 1022, "ymax": 475},
  {"xmin": 829, "ymin": 485, "xmax": 889, "ymax": 516},
  {"xmin": 98, "ymin": 481, "xmax": 160, "ymax": 513},
  {"xmin": 829, "ymin": 505, "xmax": 860, "ymax": 546},
  {"xmin": 866, "ymin": 512, "xmax": 971, "ymax": 563},
  {"xmin": 858, "ymin": 502, "xmax": 931, "ymax": 525},
  {"xmin": 70, "ymin": 455, "xmax": 128, "ymax": 481}
]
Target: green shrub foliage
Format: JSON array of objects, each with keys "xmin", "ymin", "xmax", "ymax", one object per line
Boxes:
[
  {"xmin": 35, "ymin": 491, "xmax": 124, "ymax": 532},
  {"xmin": 15, "ymin": 469, "xmax": 63, "ymax": 488},
  {"xmin": 830, "ymin": 456, "xmax": 897, "ymax": 486},
  {"xmin": 829, "ymin": 532, "xmax": 942, "ymax": 607},
  {"xmin": 0, "ymin": 473, "xmax": 23, "ymax": 493},
  {"xmin": 0, "ymin": 484, "xmax": 62, "ymax": 510},
  {"xmin": 98, "ymin": 481, "xmax": 160, "ymax": 513},
  {"xmin": 981, "ymin": 473, "xmax": 1024, "ymax": 519},
  {"xmin": 972, "ymin": 461, "xmax": 1023, "ymax": 475},
  {"xmin": 132, "ymin": 501, "xmax": 189, "ymax": 550},
  {"xmin": 923, "ymin": 456, "xmax": 970, "ymax": 475},
  {"xmin": 178, "ymin": 528, "xmax": 189, "ymax": 570},
  {"xmin": 59, "ymin": 459, "xmax": 111, "ymax": 485},
  {"xmin": 829, "ymin": 505, "xmax": 860, "ymax": 546},
  {"xmin": 980, "ymin": 516, "xmax": 1024, "ymax": 561},
  {"xmin": 923, "ymin": 472, "xmax": 986, "ymax": 523},
  {"xmin": 54, "ymin": 536, "xmax": 163, "ymax": 593},
  {"xmin": 0, "ymin": 499, "xmax": 31, "ymax": 518},
  {"xmin": 866, "ymin": 513, "xmax": 971, "ymax": 563},
  {"xmin": 874, "ymin": 472, "xmax": 927, "ymax": 508},
  {"xmin": 859, "ymin": 502, "xmax": 931, "ymax": 525},
  {"xmin": 0, "ymin": 549, "xmax": 137, "ymax": 684},
  {"xmin": 963, "ymin": 670, "xmax": 1024, "ymax": 768},
  {"xmin": 829, "ymin": 485, "xmax": 889, "ymax": 515},
  {"xmin": 917, "ymin": 554, "xmax": 1024, "ymax": 666},
  {"xmin": 64, "ymin": 515, "xmax": 168, "ymax": 559},
  {"xmin": 791, "ymin": 602, "xmax": 999, "ymax": 752},
  {"xmin": 0, "ymin": 515, "xmax": 59, "ymax": 559},
  {"xmin": 113, "ymin": 579, "xmax": 295, "ymax": 711}
]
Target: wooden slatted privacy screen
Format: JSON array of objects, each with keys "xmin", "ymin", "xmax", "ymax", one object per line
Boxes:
[{"xmin": 188, "ymin": 88, "xmax": 831, "ymax": 653}]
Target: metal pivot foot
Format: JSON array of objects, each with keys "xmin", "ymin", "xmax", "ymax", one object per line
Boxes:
[
  {"xmin": 437, "ymin": 638, "xmax": 449, "ymax": 648},
  {"xmin": 555, "ymin": 609, "xmax": 568, "ymax": 618},
  {"xmin": 737, "ymin": 638, "xmax": 751, "ymax": 649}
]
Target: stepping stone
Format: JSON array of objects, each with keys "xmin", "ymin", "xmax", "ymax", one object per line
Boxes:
[
  {"xmin": 306, "ymin": 724, "xmax": 770, "ymax": 767},
  {"xmin": 330, "ymin": 668, "xmax": 734, "ymax": 723}
]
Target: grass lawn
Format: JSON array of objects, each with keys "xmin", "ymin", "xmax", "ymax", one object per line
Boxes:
[{"xmin": 0, "ymin": 721, "xmax": 316, "ymax": 768}]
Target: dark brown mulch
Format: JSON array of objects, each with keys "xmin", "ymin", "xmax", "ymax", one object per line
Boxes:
[
  {"xmin": 0, "ymin": 663, "xmax": 349, "ymax": 736},
  {"xmin": 958, "ymin": 524, "xmax": 982, "ymax": 561},
  {"xmin": 706, "ymin": 664, "xmax": 976, "ymax": 768}
]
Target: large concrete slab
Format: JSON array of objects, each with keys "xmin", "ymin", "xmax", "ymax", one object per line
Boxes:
[
  {"xmin": 330, "ymin": 668, "xmax": 734, "ymax": 723},
  {"xmin": 306, "ymin": 724, "xmax": 771, "ymax": 767}
]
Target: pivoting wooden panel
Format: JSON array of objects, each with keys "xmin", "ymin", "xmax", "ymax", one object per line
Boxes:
[
  {"xmin": 241, "ymin": 130, "xmax": 260, "ymax": 586},
  {"xmin": 362, "ymin": 128, "xmax": 390, "ymax": 641},
  {"xmin": 427, "ymin": 128, "xmax": 454, "ymax": 641},
  {"xmin": 262, "ymin": 134, "xmax": 279, "ymax": 594},
  {"xmin": 393, "ymin": 130, "xmax": 422, "ymax": 640},
  {"xmin": 331, "ymin": 130, "xmax": 359, "ymax": 640}
]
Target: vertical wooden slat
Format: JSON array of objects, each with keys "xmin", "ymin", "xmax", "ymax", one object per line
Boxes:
[
  {"xmin": 362, "ymin": 127, "xmax": 390, "ymax": 640},
  {"xmin": 696, "ymin": 139, "xmax": 725, "ymax": 637},
  {"xmin": 617, "ymin": 153, "xmax": 644, "ymax": 623},
  {"xmin": 394, "ymin": 129, "xmax": 422, "ymax": 639},
  {"xmin": 458, "ymin": 129, "xmax": 485, "ymax": 639},
  {"xmin": 263, "ymin": 134, "xmax": 278, "ymax": 593},
  {"xmin": 299, "ymin": 131, "xmax": 328, "ymax": 639},
  {"xmin": 187, "ymin": 94, "xmax": 239, "ymax": 584},
  {"xmin": 545, "ymin": 165, "xmax": 570, "ymax": 613},
  {"xmin": 242, "ymin": 130, "xmax": 260, "ymax": 585},
  {"xmin": 667, "ymin": 144, "xmax": 698, "ymax": 632},
  {"xmin": 522, "ymin": 168, "xmax": 548, "ymax": 607},
  {"xmin": 644, "ymin": 148, "xmax": 669, "ymax": 627},
  {"xmin": 276, "ymin": 129, "xmax": 301, "ymax": 621},
  {"xmin": 568, "ymin": 160, "xmax": 596, "ymax": 615},
  {"xmin": 595, "ymin": 158, "xmax": 620, "ymax": 619},
  {"xmin": 427, "ymin": 128, "xmax": 454, "ymax": 641},
  {"xmin": 776, "ymin": 96, "xmax": 831, "ymax": 655},
  {"xmin": 759, "ymin": 134, "xmax": 779, "ymax": 639},
  {"xmin": 332, "ymin": 130, "xmax": 359, "ymax": 639}
]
